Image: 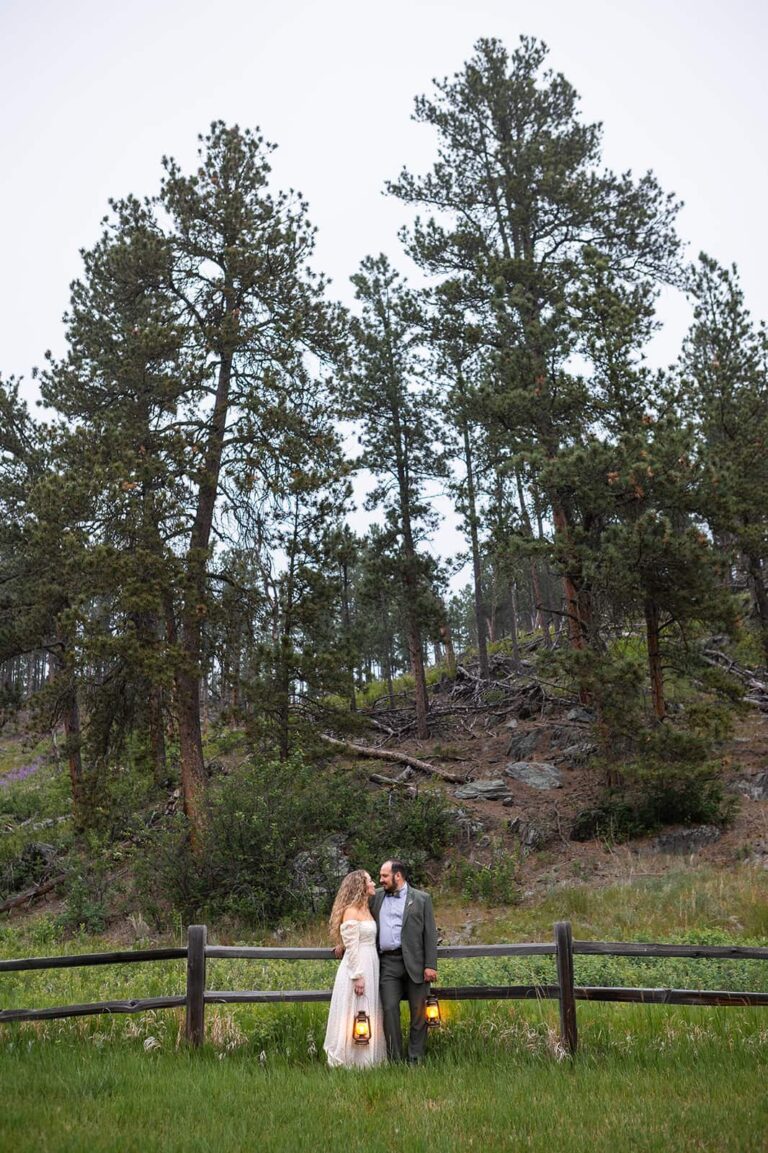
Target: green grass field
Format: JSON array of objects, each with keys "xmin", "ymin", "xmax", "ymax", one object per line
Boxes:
[
  {"xmin": 2, "ymin": 867, "xmax": 768, "ymax": 1151},
  {"xmin": 1, "ymin": 1010, "xmax": 767, "ymax": 1153}
]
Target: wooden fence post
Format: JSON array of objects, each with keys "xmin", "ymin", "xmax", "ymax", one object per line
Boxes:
[
  {"xmin": 186, "ymin": 924, "xmax": 207, "ymax": 1047},
  {"xmin": 554, "ymin": 920, "xmax": 578, "ymax": 1055}
]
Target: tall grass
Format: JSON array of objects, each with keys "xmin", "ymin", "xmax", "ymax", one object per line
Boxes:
[
  {"xmin": 1, "ymin": 1008, "xmax": 767, "ymax": 1153},
  {"xmin": 2, "ymin": 868, "xmax": 768, "ymax": 1150}
]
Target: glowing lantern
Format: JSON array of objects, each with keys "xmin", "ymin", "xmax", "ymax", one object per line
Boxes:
[
  {"xmin": 353, "ymin": 1009, "xmax": 371, "ymax": 1044},
  {"xmin": 425, "ymin": 994, "xmax": 441, "ymax": 1028}
]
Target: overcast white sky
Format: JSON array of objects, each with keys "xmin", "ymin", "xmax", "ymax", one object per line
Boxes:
[{"xmin": 2, "ymin": 0, "xmax": 766, "ymax": 402}]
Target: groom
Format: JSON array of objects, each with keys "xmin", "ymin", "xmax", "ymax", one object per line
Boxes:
[{"xmin": 371, "ymin": 859, "xmax": 438, "ymax": 1064}]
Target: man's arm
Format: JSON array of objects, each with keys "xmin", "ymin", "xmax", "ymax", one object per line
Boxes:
[{"xmin": 422, "ymin": 893, "xmax": 438, "ymax": 981}]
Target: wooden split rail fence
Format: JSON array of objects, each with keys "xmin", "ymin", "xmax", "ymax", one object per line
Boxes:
[{"xmin": 2, "ymin": 922, "xmax": 768, "ymax": 1055}]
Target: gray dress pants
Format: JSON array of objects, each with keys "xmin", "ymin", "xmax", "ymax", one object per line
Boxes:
[{"xmin": 379, "ymin": 951, "xmax": 428, "ymax": 1062}]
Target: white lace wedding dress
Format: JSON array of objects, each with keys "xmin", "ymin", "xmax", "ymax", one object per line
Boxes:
[{"xmin": 323, "ymin": 920, "xmax": 386, "ymax": 1068}]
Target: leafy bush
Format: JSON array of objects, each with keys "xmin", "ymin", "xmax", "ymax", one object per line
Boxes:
[
  {"xmin": 445, "ymin": 842, "xmax": 521, "ymax": 905},
  {"xmin": 58, "ymin": 836, "xmax": 118, "ymax": 934},
  {"xmin": 350, "ymin": 789, "xmax": 454, "ymax": 881},
  {"xmin": 571, "ymin": 758, "xmax": 734, "ymax": 843},
  {"xmin": 136, "ymin": 755, "xmax": 455, "ymax": 927}
]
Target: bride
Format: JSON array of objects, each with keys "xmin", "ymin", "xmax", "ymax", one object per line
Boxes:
[{"xmin": 323, "ymin": 869, "xmax": 386, "ymax": 1068}]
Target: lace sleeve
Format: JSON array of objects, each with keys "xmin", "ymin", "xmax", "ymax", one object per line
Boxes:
[{"xmin": 339, "ymin": 921, "xmax": 362, "ymax": 979}]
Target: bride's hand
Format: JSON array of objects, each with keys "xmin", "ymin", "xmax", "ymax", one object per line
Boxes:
[{"xmin": 354, "ymin": 979, "xmax": 365, "ymax": 995}]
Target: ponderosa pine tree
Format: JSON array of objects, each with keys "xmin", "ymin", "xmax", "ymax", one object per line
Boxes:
[
  {"xmin": 40, "ymin": 123, "xmax": 343, "ymax": 845},
  {"xmin": 0, "ymin": 377, "xmax": 96, "ymax": 827},
  {"xmin": 682, "ymin": 255, "xmax": 768, "ymax": 662},
  {"xmin": 555, "ymin": 249, "xmax": 733, "ymax": 724},
  {"xmin": 159, "ymin": 123, "xmax": 342, "ymax": 838},
  {"xmin": 390, "ymin": 36, "xmax": 682, "ymax": 658},
  {"xmin": 228, "ymin": 377, "xmax": 352, "ymax": 758},
  {"xmin": 426, "ymin": 289, "xmax": 491, "ymax": 677},
  {"xmin": 347, "ymin": 255, "xmax": 445, "ymax": 737},
  {"xmin": 40, "ymin": 196, "xmax": 186, "ymax": 799}
]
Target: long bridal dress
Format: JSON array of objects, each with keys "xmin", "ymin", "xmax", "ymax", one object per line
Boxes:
[{"xmin": 323, "ymin": 920, "xmax": 386, "ymax": 1068}]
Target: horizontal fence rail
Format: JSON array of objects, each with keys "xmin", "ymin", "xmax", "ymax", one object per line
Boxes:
[
  {"xmin": 0, "ymin": 996, "xmax": 187, "ymax": 1024},
  {"xmin": 3, "ymin": 922, "xmax": 768, "ymax": 1054},
  {"xmin": 0, "ymin": 947, "xmax": 186, "ymax": 973},
  {"xmin": 572, "ymin": 941, "xmax": 768, "ymax": 960}
]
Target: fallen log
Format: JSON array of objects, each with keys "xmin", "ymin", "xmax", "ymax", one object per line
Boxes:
[
  {"xmin": 0, "ymin": 873, "xmax": 66, "ymax": 914},
  {"xmin": 702, "ymin": 649, "xmax": 768, "ymax": 710},
  {"xmin": 320, "ymin": 735, "xmax": 465, "ymax": 783}
]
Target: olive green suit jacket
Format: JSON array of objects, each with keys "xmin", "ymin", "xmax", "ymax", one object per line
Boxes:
[{"xmin": 372, "ymin": 886, "xmax": 438, "ymax": 985}]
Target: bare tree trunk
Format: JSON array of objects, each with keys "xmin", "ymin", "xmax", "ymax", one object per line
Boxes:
[
  {"xmin": 176, "ymin": 350, "xmax": 234, "ymax": 849},
  {"xmin": 339, "ymin": 557, "xmax": 357, "ymax": 712},
  {"xmin": 515, "ymin": 469, "xmax": 552, "ymax": 645},
  {"xmin": 407, "ymin": 622, "xmax": 429, "ymax": 740},
  {"xmin": 509, "ymin": 581, "xmax": 522, "ymax": 670},
  {"xmin": 383, "ymin": 642, "xmax": 396, "ymax": 711},
  {"xmin": 552, "ymin": 502, "xmax": 586, "ymax": 652},
  {"xmin": 400, "ymin": 527, "xmax": 429, "ymax": 738},
  {"xmin": 52, "ymin": 642, "xmax": 87, "ymax": 833},
  {"xmin": 644, "ymin": 596, "xmax": 666, "ymax": 721},
  {"xmin": 440, "ymin": 620, "xmax": 456, "ymax": 677},
  {"xmin": 148, "ymin": 684, "xmax": 167, "ymax": 785},
  {"xmin": 532, "ymin": 488, "xmax": 555, "ymax": 648},
  {"xmin": 460, "ymin": 414, "xmax": 489, "ymax": 678},
  {"xmin": 746, "ymin": 551, "xmax": 768, "ymax": 666}
]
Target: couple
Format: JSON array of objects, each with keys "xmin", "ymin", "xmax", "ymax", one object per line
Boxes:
[{"xmin": 323, "ymin": 859, "xmax": 438, "ymax": 1069}]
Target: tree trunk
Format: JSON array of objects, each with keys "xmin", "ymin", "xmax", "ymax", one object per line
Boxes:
[
  {"xmin": 552, "ymin": 502, "xmax": 586, "ymax": 652},
  {"xmin": 746, "ymin": 551, "xmax": 768, "ymax": 665},
  {"xmin": 176, "ymin": 659, "xmax": 208, "ymax": 843},
  {"xmin": 515, "ymin": 468, "xmax": 552, "ymax": 645},
  {"xmin": 176, "ymin": 349, "xmax": 234, "ymax": 848},
  {"xmin": 509, "ymin": 581, "xmax": 522, "ymax": 670},
  {"xmin": 532, "ymin": 488, "xmax": 555, "ymax": 648},
  {"xmin": 407, "ymin": 621, "xmax": 429, "ymax": 739},
  {"xmin": 339, "ymin": 558, "xmax": 357, "ymax": 712},
  {"xmin": 384, "ymin": 646, "xmax": 396, "ymax": 711},
  {"xmin": 148, "ymin": 684, "xmax": 167, "ymax": 786},
  {"xmin": 440, "ymin": 620, "xmax": 456, "ymax": 677},
  {"xmin": 60, "ymin": 678, "xmax": 86, "ymax": 831},
  {"xmin": 461, "ymin": 413, "xmax": 489, "ymax": 679},
  {"xmin": 400, "ymin": 523, "xmax": 429, "ymax": 738},
  {"xmin": 644, "ymin": 596, "xmax": 666, "ymax": 720},
  {"xmin": 51, "ymin": 633, "xmax": 88, "ymax": 833}
]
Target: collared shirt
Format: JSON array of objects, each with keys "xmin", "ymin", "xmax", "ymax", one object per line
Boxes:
[{"xmin": 378, "ymin": 883, "xmax": 408, "ymax": 952}]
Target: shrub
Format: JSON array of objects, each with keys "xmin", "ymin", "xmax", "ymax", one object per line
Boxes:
[
  {"xmin": 58, "ymin": 835, "xmax": 117, "ymax": 934},
  {"xmin": 349, "ymin": 789, "xmax": 454, "ymax": 882},
  {"xmin": 136, "ymin": 755, "xmax": 455, "ymax": 928},
  {"xmin": 571, "ymin": 759, "xmax": 735, "ymax": 843},
  {"xmin": 445, "ymin": 842, "xmax": 521, "ymax": 905}
]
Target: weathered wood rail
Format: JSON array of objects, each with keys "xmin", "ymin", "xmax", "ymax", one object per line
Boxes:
[{"xmin": 3, "ymin": 923, "xmax": 768, "ymax": 1055}]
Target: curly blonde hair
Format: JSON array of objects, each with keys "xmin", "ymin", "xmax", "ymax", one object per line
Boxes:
[{"xmin": 328, "ymin": 870, "xmax": 370, "ymax": 944}]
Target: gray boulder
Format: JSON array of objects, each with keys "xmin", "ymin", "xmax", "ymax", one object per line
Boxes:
[
  {"xmin": 734, "ymin": 772, "xmax": 768, "ymax": 800},
  {"xmin": 506, "ymin": 730, "xmax": 541, "ymax": 760},
  {"xmin": 449, "ymin": 807, "xmax": 487, "ymax": 840},
  {"xmin": 508, "ymin": 815, "xmax": 553, "ymax": 849},
  {"xmin": 291, "ymin": 835, "xmax": 350, "ymax": 910},
  {"xmin": 556, "ymin": 741, "xmax": 598, "ymax": 766},
  {"xmin": 566, "ymin": 706, "xmax": 596, "ymax": 724},
  {"xmin": 455, "ymin": 779, "xmax": 512, "ymax": 801},
  {"xmin": 650, "ymin": 825, "xmax": 722, "ymax": 854},
  {"xmin": 505, "ymin": 761, "xmax": 562, "ymax": 790}
]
